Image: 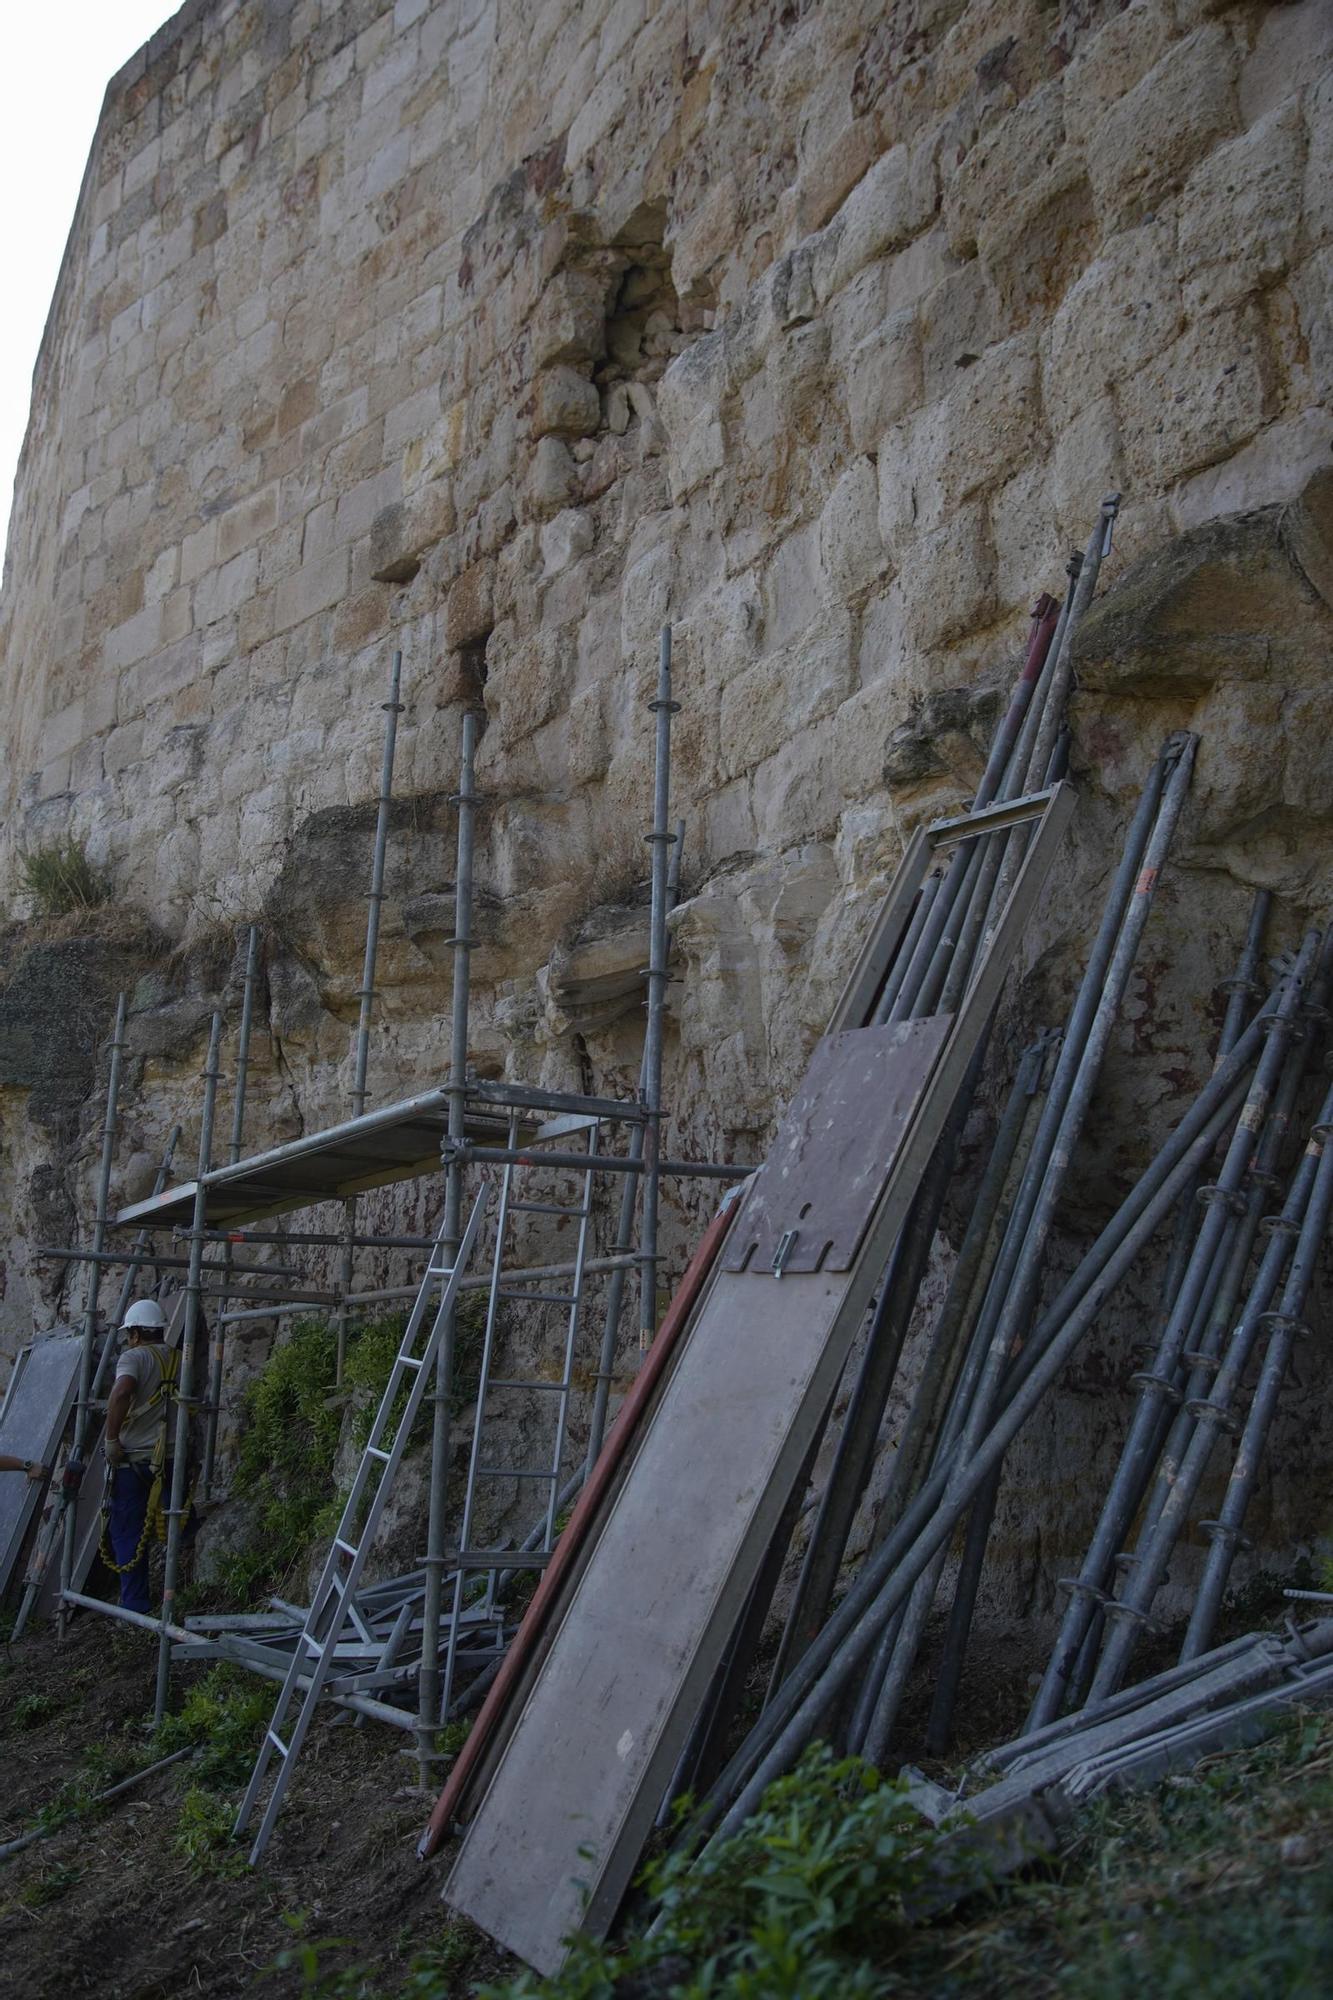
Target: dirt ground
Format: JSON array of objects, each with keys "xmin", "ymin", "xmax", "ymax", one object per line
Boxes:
[
  {"xmin": 0, "ymin": 1580, "xmax": 1219, "ymax": 1999},
  {"xmin": 0, "ymin": 1612, "xmax": 516, "ymax": 1999}
]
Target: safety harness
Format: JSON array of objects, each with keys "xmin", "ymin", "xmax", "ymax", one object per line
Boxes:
[{"xmin": 99, "ymin": 1342, "xmax": 193, "ymax": 1575}]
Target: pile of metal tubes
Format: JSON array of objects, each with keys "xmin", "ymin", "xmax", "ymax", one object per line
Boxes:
[{"xmin": 663, "ymin": 503, "xmax": 1333, "ymax": 1867}]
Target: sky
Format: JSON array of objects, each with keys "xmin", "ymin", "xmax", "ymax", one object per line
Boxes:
[{"xmin": 0, "ymin": 3, "xmax": 176, "ymax": 557}]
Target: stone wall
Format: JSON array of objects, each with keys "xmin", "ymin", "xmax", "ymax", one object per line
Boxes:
[{"xmin": 3, "ymin": 0, "xmax": 1333, "ymax": 1612}]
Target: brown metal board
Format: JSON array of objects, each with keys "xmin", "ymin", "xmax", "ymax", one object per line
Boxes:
[{"xmin": 722, "ymin": 1020, "xmax": 950, "ymax": 1275}]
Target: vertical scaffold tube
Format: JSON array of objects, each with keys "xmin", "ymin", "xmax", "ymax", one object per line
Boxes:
[
  {"xmin": 155, "ymin": 1009, "xmax": 223, "ymax": 1724},
  {"xmin": 339, "ymin": 649, "xmax": 405, "ymax": 1385},
  {"xmin": 584, "ymin": 822, "xmax": 687, "ymax": 1476},
  {"xmin": 202, "ymin": 924, "xmax": 260, "ymax": 1498},
  {"xmin": 59, "ymin": 993, "xmax": 128, "ymax": 1635},
  {"xmin": 418, "ymin": 707, "xmax": 478, "ymax": 1781},
  {"xmin": 640, "ymin": 626, "xmax": 678, "ymax": 1349}
]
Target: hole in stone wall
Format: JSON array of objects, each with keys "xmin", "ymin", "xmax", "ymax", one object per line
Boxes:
[{"xmin": 592, "ymin": 208, "xmax": 714, "ymax": 441}]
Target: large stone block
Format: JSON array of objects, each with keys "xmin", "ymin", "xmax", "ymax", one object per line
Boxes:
[
  {"xmin": 445, "ymin": 558, "xmax": 494, "ymax": 648},
  {"xmin": 1042, "ymin": 221, "xmax": 1182, "ymax": 432},
  {"xmin": 844, "ymin": 309, "xmax": 922, "ymax": 452},
  {"xmin": 1305, "ymin": 71, "xmax": 1333, "ymax": 250},
  {"xmin": 533, "ymin": 365, "xmax": 601, "ymax": 438},
  {"xmin": 813, "ymin": 141, "xmax": 938, "ymax": 304},
  {"xmin": 718, "ymin": 613, "xmax": 856, "ymax": 784},
  {"xmin": 946, "ymin": 80, "xmax": 1066, "ymax": 259},
  {"xmin": 897, "ymin": 502, "xmax": 996, "ymax": 651},
  {"xmin": 273, "ymin": 547, "xmax": 348, "ymax": 633},
  {"xmin": 1178, "ymin": 102, "xmax": 1305, "ymax": 317},
  {"xmin": 1119, "ymin": 302, "xmax": 1273, "ymax": 489},
  {"xmin": 529, "ymin": 269, "xmax": 607, "ymax": 369},
  {"xmin": 1061, "ymin": 0, "xmax": 1179, "ymax": 128},
  {"xmin": 818, "ymin": 457, "xmax": 888, "ymax": 604},
  {"xmin": 919, "ymin": 261, "xmax": 1002, "ymax": 402},
  {"xmin": 1085, "ymin": 23, "xmax": 1239, "ymax": 229}
]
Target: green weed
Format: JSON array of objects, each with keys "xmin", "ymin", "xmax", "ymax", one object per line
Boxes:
[
  {"xmin": 173, "ymin": 1785, "xmax": 248, "ymax": 1879},
  {"xmin": 18, "ymin": 1865, "xmax": 81, "ymax": 1909},
  {"xmin": 265, "ymin": 1911, "xmax": 379, "ymax": 1997},
  {"xmin": 154, "ymin": 1663, "xmax": 270, "ymax": 1786},
  {"xmin": 18, "ymin": 836, "xmax": 109, "ymax": 915},
  {"xmin": 11, "ymin": 1691, "xmax": 55, "ymax": 1729},
  {"xmin": 213, "ymin": 1301, "xmax": 484, "ymax": 1606}
]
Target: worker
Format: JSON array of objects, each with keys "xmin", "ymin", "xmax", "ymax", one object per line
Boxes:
[
  {"xmin": 103, "ymin": 1298, "xmax": 180, "ymax": 1615},
  {"xmin": 0, "ymin": 1453, "xmax": 47, "ymax": 1478}
]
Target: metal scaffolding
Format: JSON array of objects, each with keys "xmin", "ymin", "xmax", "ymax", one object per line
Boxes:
[{"xmin": 23, "ymin": 628, "xmax": 736, "ymax": 1848}]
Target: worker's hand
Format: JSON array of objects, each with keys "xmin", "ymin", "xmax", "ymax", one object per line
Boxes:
[
  {"xmin": 25, "ymin": 1460, "xmax": 47, "ymax": 1482},
  {"xmin": 105, "ymin": 1437, "xmax": 127, "ymax": 1468}
]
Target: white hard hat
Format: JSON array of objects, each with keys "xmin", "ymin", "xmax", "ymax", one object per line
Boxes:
[{"xmin": 121, "ymin": 1299, "xmax": 167, "ymax": 1333}]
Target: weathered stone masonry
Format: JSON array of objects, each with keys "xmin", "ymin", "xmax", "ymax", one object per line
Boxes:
[{"xmin": 2, "ymin": 0, "xmax": 1332, "ymax": 1610}]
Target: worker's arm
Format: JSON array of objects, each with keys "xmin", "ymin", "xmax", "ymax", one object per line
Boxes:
[
  {"xmin": 0, "ymin": 1452, "xmax": 47, "ymax": 1479},
  {"xmin": 105, "ymin": 1373, "xmax": 136, "ymax": 1465}
]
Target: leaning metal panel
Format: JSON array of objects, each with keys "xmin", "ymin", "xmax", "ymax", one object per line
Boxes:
[{"xmin": 722, "ymin": 1019, "xmax": 950, "ymax": 1275}]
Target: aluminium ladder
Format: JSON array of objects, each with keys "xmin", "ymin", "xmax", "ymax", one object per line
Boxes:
[
  {"xmin": 234, "ymin": 1181, "xmax": 492, "ymax": 1862},
  {"xmin": 438, "ymin": 1114, "xmax": 604, "ymax": 1721}
]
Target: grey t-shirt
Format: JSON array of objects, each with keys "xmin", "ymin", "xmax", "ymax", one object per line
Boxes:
[{"xmin": 113, "ymin": 1344, "xmax": 173, "ymax": 1460}]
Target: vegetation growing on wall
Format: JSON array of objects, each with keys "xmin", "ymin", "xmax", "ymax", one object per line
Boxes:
[
  {"xmin": 212, "ymin": 1296, "xmax": 489, "ymax": 1606},
  {"xmin": 17, "ymin": 837, "xmax": 109, "ymax": 916}
]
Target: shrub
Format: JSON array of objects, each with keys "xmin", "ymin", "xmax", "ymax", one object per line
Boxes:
[
  {"xmin": 467, "ymin": 1745, "xmax": 932, "ymax": 2000},
  {"xmin": 18, "ymin": 836, "xmax": 109, "ymax": 915}
]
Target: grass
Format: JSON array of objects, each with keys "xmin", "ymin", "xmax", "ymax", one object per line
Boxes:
[{"xmin": 17, "ymin": 836, "xmax": 109, "ymax": 915}]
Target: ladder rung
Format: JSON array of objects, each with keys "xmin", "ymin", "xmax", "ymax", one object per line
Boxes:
[
  {"xmin": 366, "ymin": 1445, "xmax": 391, "ymax": 1462},
  {"xmin": 486, "ymin": 1378, "xmax": 571, "ymax": 1393},
  {"xmin": 334, "ymin": 1537, "xmax": 359, "ymax": 1556},
  {"xmin": 497, "ymin": 1289, "xmax": 578, "ymax": 1306},
  {"xmin": 267, "ymin": 1730, "xmax": 289, "ymax": 1757},
  {"xmin": 427, "ymin": 1264, "xmax": 455, "ymax": 1277},
  {"xmin": 477, "ymin": 1466, "xmax": 558, "ymax": 1481},
  {"xmin": 509, "ymin": 1201, "xmax": 586, "ymax": 1216},
  {"xmin": 397, "ymin": 1353, "xmax": 424, "ymax": 1370}
]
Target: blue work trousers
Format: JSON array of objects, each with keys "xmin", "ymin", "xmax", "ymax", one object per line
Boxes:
[{"xmin": 108, "ymin": 1462, "xmax": 161, "ymax": 1615}]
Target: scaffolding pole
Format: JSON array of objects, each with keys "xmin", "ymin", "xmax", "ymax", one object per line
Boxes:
[
  {"xmin": 58, "ymin": 993, "xmax": 127, "ymax": 1638},
  {"xmin": 338, "ymin": 647, "xmax": 405, "ymax": 1385},
  {"xmin": 203, "ymin": 925, "xmax": 261, "ymax": 1497},
  {"xmin": 418, "ymin": 706, "xmax": 479, "ymax": 1782},
  {"xmin": 639, "ymin": 627, "xmax": 677, "ymax": 1349},
  {"xmin": 155, "ymin": 1010, "xmax": 223, "ymax": 1726}
]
